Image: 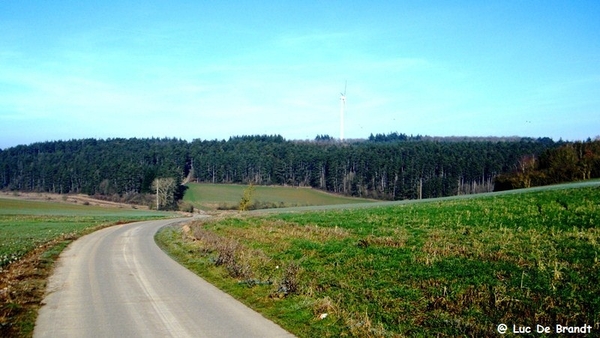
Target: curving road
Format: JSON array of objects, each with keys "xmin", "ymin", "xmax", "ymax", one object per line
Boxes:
[{"xmin": 34, "ymin": 218, "xmax": 294, "ymax": 338}]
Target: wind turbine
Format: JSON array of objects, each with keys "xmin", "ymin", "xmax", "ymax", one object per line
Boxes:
[{"xmin": 340, "ymin": 81, "xmax": 346, "ymax": 141}]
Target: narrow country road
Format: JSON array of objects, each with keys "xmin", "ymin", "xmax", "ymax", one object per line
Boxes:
[{"xmin": 34, "ymin": 218, "xmax": 294, "ymax": 338}]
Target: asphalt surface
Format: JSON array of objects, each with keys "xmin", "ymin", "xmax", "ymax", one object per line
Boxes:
[{"xmin": 34, "ymin": 218, "xmax": 294, "ymax": 338}]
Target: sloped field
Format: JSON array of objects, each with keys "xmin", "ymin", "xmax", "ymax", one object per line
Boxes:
[
  {"xmin": 160, "ymin": 181, "xmax": 600, "ymax": 337},
  {"xmin": 183, "ymin": 183, "xmax": 373, "ymax": 210}
]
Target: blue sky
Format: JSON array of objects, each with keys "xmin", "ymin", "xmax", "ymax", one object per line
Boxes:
[{"xmin": 1, "ymin": 1, "xmax": 599, "ymax": 148}]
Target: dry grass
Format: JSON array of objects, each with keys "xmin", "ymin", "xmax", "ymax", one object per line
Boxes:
[{"xmin": 0, "ymin": 235, "xmax": 73, "ymax": 337}]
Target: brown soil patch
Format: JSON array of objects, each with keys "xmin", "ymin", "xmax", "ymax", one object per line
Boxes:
[{"xmin": 0, "ymin": 235, "xmax": 72, "ymax": 337}]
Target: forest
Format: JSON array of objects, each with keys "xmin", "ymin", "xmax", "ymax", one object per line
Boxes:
[{"xmin": 1, "ymin": 134, "xmax": 597, "ymax": 204}]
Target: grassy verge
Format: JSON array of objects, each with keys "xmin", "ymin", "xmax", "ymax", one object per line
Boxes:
[
  {"xmin": 158, "ymin": 184, "xmax": 600, "ymax": 337},
  {"xmin": 0, "ymin": 197, "xmax": 169, "ymax": 337}
]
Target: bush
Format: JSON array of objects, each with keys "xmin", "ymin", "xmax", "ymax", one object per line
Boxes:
[{"xmin": 178, "ymin": 202, "xmax": 194, "ymax": 213}]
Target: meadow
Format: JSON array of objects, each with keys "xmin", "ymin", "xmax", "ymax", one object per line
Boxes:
[
  {"xmin": 0, "ymin": 196, "xmax": 168, "ymax": 336},
  {"xmin": 158, "ymin": 183, "xmax": 600, "ymax": 337},
  {"xmin": 183, "ymin": 183, "xmax": 373, "ymax": 210},
  {"xmin": 0, "ymin": 197, "xmax": 166, "ymax": 269}
]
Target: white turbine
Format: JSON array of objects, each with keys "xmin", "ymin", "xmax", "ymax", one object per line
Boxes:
[{"xmin": 340, "ymin": 81, "xmax": 346, "ymax": 141}]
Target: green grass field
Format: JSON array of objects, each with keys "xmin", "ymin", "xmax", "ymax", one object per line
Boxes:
[
  {"xmin": 183, "ymin": 183, "xmax": 373, "ymax": 210},
  {"xmin": 158, "ymin": 182, "xmax": 600, "ymax": 337},
  {"xmin": 0, "ymin": 198, "xmax": 166, "ymax": 269}
]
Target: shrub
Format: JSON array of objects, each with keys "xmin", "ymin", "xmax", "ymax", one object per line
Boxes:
[{"xmin": 178, "ymin": 202, "xmax": 194, "ymax": 213}]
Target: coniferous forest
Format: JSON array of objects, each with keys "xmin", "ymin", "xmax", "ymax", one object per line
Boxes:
[{"xmin": 1, "ymin": 134, "xmax": 598, "ymax": 203}]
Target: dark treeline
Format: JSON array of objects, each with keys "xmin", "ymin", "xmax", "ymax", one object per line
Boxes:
[
  {"xmin": 0, "ymin": 138, "xmax": 189, "ymax": 197},
  {"xmin": 191, "ymin": 136, "xmax": 558, "ymax": 199},
  {"xmin": 368, "ymin": 132, "xmax": 556, "ymax": 145},
  {"xmin": 494, "ymin": 140, "xmax": 600, "ymax": 191},
  {"xmin": 0, "ymin": 134, "xmax": 564, "ymax": 200}
]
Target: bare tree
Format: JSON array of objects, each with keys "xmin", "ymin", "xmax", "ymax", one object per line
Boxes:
[{"xmin": 151, "ymin": 177, "xmax": 176, "ymax": 210}]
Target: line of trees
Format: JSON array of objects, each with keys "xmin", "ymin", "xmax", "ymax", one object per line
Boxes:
[
  {"xmin": 0, "ymin": 138, "xmax": 189, "ymax": 205},
  {"xmin": 187, "ymin": 135, "xmax": 556, "ymax": 199},
  {"xmin": 0, "ymin": 134, "xmax": 572, "ymax": 201},
  {"xmin": 494, "ymin": 140, "xmax": 600, "ymax": 191}
]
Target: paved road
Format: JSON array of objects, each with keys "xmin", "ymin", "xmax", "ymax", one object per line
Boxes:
[{"xmin": 34, "ymin": 218, "xmax": 294, "ymax": 338}]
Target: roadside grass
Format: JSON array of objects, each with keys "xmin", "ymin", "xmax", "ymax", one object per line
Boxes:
[
  {"xmin": 0, "ymin": 197, "xmax": 169, "ymax": 337},
  {"xmin": 158, "ymin": 184, "xmax": 600, "ymax": 337},
  {"xmin": 183, "ymin": 183, "xmax": 373, "ymax": 210}
]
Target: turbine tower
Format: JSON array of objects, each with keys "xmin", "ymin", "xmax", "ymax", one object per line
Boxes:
[{"xmin": 340, "ymin": 81, "xmax": 346, "ymax": 141}]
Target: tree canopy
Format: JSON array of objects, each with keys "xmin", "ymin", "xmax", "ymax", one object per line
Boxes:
[{"xmin": 1, "ymin": 134, "xmax": 589, "ymax": 201}]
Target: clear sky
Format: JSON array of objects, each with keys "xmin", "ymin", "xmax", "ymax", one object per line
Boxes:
[{"xmin": 1, "ymin": 1, "xmax": 599, "ymax": 149}]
